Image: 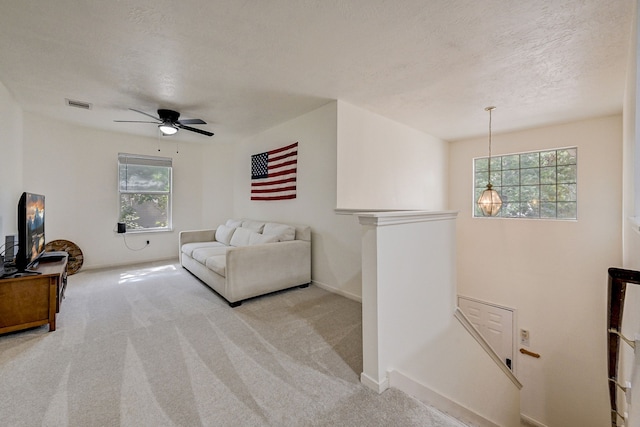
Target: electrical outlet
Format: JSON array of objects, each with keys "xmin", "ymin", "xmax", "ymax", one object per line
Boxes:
[{"xmin": 520, "ymin": 329, "xmax": 530, "ymax": 346}]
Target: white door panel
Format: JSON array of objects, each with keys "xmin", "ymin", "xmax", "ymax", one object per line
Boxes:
[{"xmin": 458, "ymin": 296, "xmax": 515, "ymax": 371}]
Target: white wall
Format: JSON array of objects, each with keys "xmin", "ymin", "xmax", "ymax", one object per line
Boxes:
[
  {"xmin": 0, "ymin": 81, "xmax": 23, "ymax": 242},
  {"xmin": 22, "ymin": 113, "xmax": 207, "ymax": 269},
  {"xmin": 232, "ymin": 101, "xmax": 363, "ymax": 300},
  {"xmin": 336, "ymin": 101, "xmax": 448, "ymax": 210},
  {"xmin": 623, "ymin": 0, "xmax": 640, "ymax": 271},
  {"xmin": 201, "ymin": 142, "xmax": 235, "ymax": 228},
  {"xmin": 622, "ymin": 2, "xmax": 640, "ymax": 423},
  {"xmin": 359, "ymin": 211, "xmax": 521, "ymax": 427},
  {"xmin": 450, "ymin": 116, "xmax": 623, "ymax": 427}
]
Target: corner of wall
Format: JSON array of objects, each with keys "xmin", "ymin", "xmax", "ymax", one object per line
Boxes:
[{"xmin": 335, "ymin": 101, "xmax": 448, "ymax": 210}]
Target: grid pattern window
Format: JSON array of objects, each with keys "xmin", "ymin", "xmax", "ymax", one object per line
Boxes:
[
  {"xmin": 474, "ymin": 147, "xmax": 577, "ymax": 219},
  {"xmin": 118, "ymin": 153, "xmax": 172, "ymax": 232}
]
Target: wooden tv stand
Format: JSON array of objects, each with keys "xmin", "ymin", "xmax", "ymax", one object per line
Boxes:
[{"xmin": 0, "ymin": 256, "xmax": 68, "ymax": 335}]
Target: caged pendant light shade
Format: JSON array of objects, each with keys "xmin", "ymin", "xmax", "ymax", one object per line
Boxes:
[
  {"xmin": 477, "ymin": 183, "xmax": 502, "ymax": 216},
  {"xmin": 477, "ymin": 106, "xmax": 502, "ymax": 216}
]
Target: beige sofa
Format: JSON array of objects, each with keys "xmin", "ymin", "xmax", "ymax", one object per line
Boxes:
[{"xmin": 179, "ymin": 219, "xmax": 311, "ymax": 306}]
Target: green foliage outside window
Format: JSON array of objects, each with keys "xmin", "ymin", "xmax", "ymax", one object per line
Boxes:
[
  {"xmin": 474, "ymin": 148, "xmax": 577, "ymax": 219},
  {"xmin": 118, "ymin": 154, "xmax": 172, "ymax": 231}
]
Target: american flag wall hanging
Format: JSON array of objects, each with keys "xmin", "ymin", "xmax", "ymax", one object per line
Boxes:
[{"xmin": 251, "ymin": 142, "xmax": 298, "ymax": 201}]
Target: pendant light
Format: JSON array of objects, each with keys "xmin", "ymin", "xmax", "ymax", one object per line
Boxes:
[{"xmin": 477, "ymin": 106, "xmax": 503, "ymax": 216}]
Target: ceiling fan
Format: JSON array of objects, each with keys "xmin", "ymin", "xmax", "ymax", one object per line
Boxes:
[{"xmin": 114, "ymin": 108, "xmax": 214, "ymax": 137}]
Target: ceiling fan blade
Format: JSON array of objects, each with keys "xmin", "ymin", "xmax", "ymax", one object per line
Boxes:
[
  {"xmin": 129, "ymin": 108, "xmax": 161, "ymax": 122},
  {"xmin": 177, "ymin": 123, "xmax": 214, "ymax": 137},
  {"xmin": 114, "ymin": 120, "xmax": 159, "ymax": 123},
  {"xmin": 177, "ymin": 118, "xmax": 207, "ymax": 125}
]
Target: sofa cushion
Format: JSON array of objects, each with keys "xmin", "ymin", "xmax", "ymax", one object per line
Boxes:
[
  {"xmin": 192, "ymin": 246, "xmax": 230, "ymax": 264},
  {"xmin": 241, "ymin": 220, "xmax": 266, "ymax": 233},
  {"xmin": 263, "ymin": 222, "xmax": 296, "ymax": 242},
  {"xmin": 181, "ymin": 241, "xmax": 226, "ymax": 257},
  {"xmin": 225, "ymin": 219, "xmax": 243, "ymax": 228},
  {"xmin": 205, "ymin": 255, "xmax": 226, "ymax": 277},
  {"xmin": 294, "ymin": 225, "xmax": 311, "ymax": 241},
  {"xmin": 215, "ymin": 224, "xmax": 236, "ymax": 245},
  {"xmin": 249, "ymin": 232, "xmax": 279, "ymax": 245},
  {"xmin": 230, "ymin": 227, "xmax": 255, "ymax": 246}
]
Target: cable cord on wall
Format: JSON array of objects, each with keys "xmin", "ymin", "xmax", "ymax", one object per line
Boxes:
[{"xmin": 121, "ymin": 234, "xmax": 149, "ymax": 251}]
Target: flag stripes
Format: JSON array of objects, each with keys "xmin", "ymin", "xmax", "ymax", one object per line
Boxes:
[{"xmin": 251, "ymin": 142, "xmax": 298, "ymax": 201}]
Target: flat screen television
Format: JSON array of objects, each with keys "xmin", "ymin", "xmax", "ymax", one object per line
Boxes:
[{"xmin": 16, "ymin": 192, "xmax": 45, "ymax": 271}]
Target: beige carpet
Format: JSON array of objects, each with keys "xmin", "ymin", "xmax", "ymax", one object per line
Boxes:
[{"xmin": 0, "ymin": 261, "xmax": 467, "ymax": 427}]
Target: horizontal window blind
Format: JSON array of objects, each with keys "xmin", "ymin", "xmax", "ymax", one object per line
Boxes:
[{"xmin": 118, "ymin": 153, "xmax": 172, "ymax": 168}]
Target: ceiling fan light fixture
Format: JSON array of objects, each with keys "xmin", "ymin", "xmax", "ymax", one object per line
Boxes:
[{"xmin": 159, "ymin": 122, "xmax": 178, "ymax": 135}]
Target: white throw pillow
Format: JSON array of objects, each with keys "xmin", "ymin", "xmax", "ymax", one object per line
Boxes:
[
  {"xmin": 262, "ymin": 222, "xmax": 296, "ymax": 242},
  {"xmin": 215, "ymin": 224, "xmax": 236, "ymax": 245},
  {"xmin": 249, "ymin": 232, "xmax": 278, "ymax": 245},
  {"xmin": 241, "ymin": 220, "xmax": 266, "ymax": 233},
  {"xmin": 225, "ymin": 219, "xmax": 243, "ymax": 228},
  {"xmin": 230, "ymin": 227, "xmax": 253, "ymax": 247}
]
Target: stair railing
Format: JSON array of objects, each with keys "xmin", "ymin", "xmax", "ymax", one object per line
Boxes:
[{"xmin": 607, "ymin": 268, "xmax": 640, "ymax": 427}]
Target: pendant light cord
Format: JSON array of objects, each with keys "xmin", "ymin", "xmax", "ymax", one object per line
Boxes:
[
  {"xmin": 488, "ymin": 108, "xmax": 492, "ymax": 160},
  {"xmin": 485, "ymin": 106, "xmax": 496, "ymax": 185}
]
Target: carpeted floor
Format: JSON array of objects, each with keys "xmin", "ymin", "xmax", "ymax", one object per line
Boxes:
[{"xmin": 0, "ymin": 261, "xmax": 467, "ymax": 426}]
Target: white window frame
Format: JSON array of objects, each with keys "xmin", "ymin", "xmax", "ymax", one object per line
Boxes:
[{"xmin": 118, "ymin": 153, "xmax": 173, "ymax": 233}]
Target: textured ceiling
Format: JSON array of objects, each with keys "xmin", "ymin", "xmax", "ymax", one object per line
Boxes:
[{"xmin": 0, "ymin": 0, "xmax": 633, "ymax": 144}]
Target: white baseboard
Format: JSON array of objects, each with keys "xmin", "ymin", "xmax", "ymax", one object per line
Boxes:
[
  {"xmin": 360, "ymin": 372, "xmax": 389, "ymax": 393},
  {"xmin": 388, "ymin": 370, "xmax": 500, "ymax": 427},
  {"xmin": 520, "ymin": 414, "xmax": 549, "ymax": 427},
  {"xmin": 312, "ymin": 280, "xmax": 362, "ymax": 302}
]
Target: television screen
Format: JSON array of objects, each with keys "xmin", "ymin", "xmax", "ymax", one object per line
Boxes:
[{"xmin": 16, "ymin": 192, "xmax": 45, "ymax": 271}]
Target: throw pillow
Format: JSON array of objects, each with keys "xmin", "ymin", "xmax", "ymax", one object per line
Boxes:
[
  {"xmin": 262, "ymin": 222, "xmax": 296, "ymax": 242},
  {"xmin": 225, "ymin": 219, "xmax": 243, "ymax": 228},
  {"xmin": 241, "ymin": 220, "xmax": 266, "ymax": 233},
  {"xmin": 215, "ymin": 224, "xmax": 236, "ymax": 245},
  {"xmin": 249, "ymin": 232, "xmax": 278, "ymax": 245},
  {"xmin": 229, "ymin": 227, "xmax": 253, "ymax": 247}
]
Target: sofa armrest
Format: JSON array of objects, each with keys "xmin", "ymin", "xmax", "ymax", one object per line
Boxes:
[
  {"xmin": 179, "ymin": 229, "xmax": 217, "ymax": 246},
  {"xmin": 179, "ymin": 229, "xmax": 217, "ymax": 262},
  {"xmin": 224, "ymin": 240, "xmax": 311, "ymax": 302}
]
